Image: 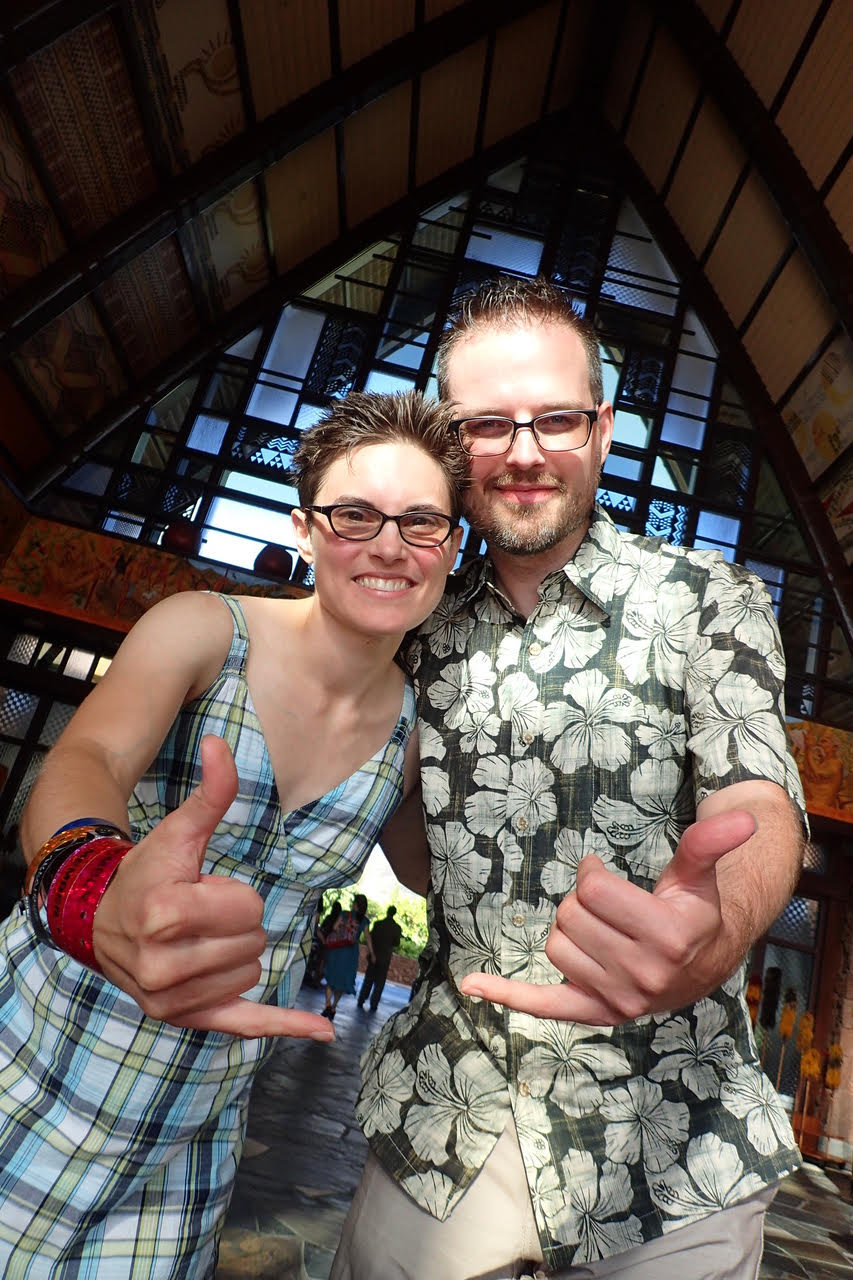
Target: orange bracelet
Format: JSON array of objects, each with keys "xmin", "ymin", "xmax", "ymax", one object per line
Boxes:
[{"xmin": 24, "ymin": 822, "xmax": 127, "ymax": 896}]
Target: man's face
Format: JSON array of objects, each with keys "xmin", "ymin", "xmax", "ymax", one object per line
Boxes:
[{"xmin": 446, "ymin": 322, "xmax": 613, "ymax": 556}]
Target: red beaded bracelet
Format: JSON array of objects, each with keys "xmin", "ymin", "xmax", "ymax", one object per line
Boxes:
[{"xmin": 44, "ymin": 835, "xmax": 134, "ymax": 971}]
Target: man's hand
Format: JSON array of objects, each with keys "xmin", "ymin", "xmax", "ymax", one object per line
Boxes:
[
  {"xmin": 460, "ymin": 809, "xmax": 757, "ymax": 1025},
  {"xmin": 93, "ymin": 735, "xmax": 334, "ymax": 1041}
]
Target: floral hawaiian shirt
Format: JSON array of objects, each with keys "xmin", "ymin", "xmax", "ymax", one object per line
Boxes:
[{"xmin": 357, "ymin": 506, "xmax": 806, "ymax": 1270}]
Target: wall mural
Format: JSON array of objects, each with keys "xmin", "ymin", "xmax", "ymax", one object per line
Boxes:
[
  {"xmin": 0, "ymin": 516, "xmax": 303, "ymax": 631},
  {"xmin": 787, "ymin": 718, "xmax": 853, "ymax": 823}
]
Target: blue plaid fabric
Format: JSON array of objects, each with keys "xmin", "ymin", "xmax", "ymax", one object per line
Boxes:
[{"xmin": 0, "ymin": 595, "xmax": 414, "ymax": 1278}]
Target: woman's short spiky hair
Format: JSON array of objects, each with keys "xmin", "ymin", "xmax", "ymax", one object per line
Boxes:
[
  {"xmin": 290, "ymin": 389, "xmax": 467, "ymax": 515},
  {"xmin": 436, "ymin": 275, "xmax": 604, "ymax": 407}
]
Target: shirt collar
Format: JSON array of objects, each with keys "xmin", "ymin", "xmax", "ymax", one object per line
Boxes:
[{"xmin": 450, "ymin": 505, "xmax": 622, "ymax": 618}]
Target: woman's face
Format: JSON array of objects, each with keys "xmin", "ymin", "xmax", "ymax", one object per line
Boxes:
[{"xmin": 293, "ymin": 441, "xmax": 462, "ymax": 641}]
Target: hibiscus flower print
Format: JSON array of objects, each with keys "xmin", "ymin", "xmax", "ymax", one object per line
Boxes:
[
  {"xmin": 689, "ymin": 672, "xmax": 786, "ymax": 778},
  {"xmin": 635, "ymin": 706, "xmax": 686, "ymax": 760},
  {"xmin": 649, "ymin": 999, "xmax": 738, "ymax": 1099},
  {"xmin": 540, "ymin": 826, "xmax": 622, "ymax": 897},
  {"xmin": 529, "ymin": 599, "xmax": 607, "ymax": 673},
  {"xmin": 401, "ymin": 1169, "xmax": 458, "ymax": 1220},
  {"xmin": 429, "ymin": 821, "xmax": 491, "ymax": 907},
  {"xmin": 405, "ymin": 1045, "xmax": 506, "ymax": 1167},
  {"xmin": 649, "ymin": 1132, "xmax": 764, "ymax": 1230},
  {"xmin": 543, "ymin": 670, "xmax": 644, "ymax": 774},
  {"xmin": 427, "ymin": 651, "xmax": 496, "ymax": 729},
  {"xmin": 617, "ymin": 580, "xmax": 699, "ymax": 687},
  {"xmin": 501, "ymin": 898, "xmax": 558, "ymax": 983},
  {"xmin": 457, "ymin": 705, "xmax": 502, "ymax": 754},
  {"xmin": 444, "ymin": 892, "xmax": 503, "ymax": 983},
  {"xmin": 514, "ymin": 1095, "xmax": 555, "ymax": 1170},
  {"xmin": 553, "ymin": 1149, "xmax": 644, "ymax": 1260},
  {"xmin": 498, "ymin": 671, "xmax": 545, "ymax": 755},
  {"xmin": 719, "ymin": 1065, "xmax": 796, "ymax": 1157},
  {"xmin": 464, "ymin": 754, "xmax": 510, "ymax": 837},
  {"xmin": 702, "ymin": 567, "xmax": 777, "ymax": 646},
  {"xmin": 419, "ymin": 595, "xmax": 477, "ymax": 658},
  {"xmin": 601, "ymin": 1077, "xmax": 689, "ymax": 1172},
  {"xmin": 592, "ymin": 758, "xmax": 693, "ymax": 877},
  {"xmin": 518, "ymin": 1021, "xmax": 632, "ymax": 1118},
  {"xmin": 505, "ymin": 757, "xmax": 558, "ymax": 836},
  {"xmin": 356, "ymin": 1049, "xmax": 416, "ymax": 1137}
]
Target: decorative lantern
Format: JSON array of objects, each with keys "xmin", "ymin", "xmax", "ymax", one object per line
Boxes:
[
  {"xmin": 161, "ymin": 517, "xmax": 200, "ymax": 557},
  {"xmin": 775, "ymin": 988, "xmax": 798, "ymax": 1090},
  {"xmin": 253, "ymin": 543, "xmax": 293, "ymax": 580}
]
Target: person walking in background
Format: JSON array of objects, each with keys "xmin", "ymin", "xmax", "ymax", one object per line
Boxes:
[
  {"xmin": 323, "ymin": 892, "xmax": 373, "ymax": 1020},
  {"xmin": 304, "ymin": 896, "xmax": 341, "ymax": 988},
  {"xmin": 358, "ymin": 904, "xmax": 402, "ymax": 1012}
]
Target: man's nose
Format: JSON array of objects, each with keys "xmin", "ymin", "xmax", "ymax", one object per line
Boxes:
[{"xmin": 504, "ymin": 422, "xmax": 546, "ymax": 468}]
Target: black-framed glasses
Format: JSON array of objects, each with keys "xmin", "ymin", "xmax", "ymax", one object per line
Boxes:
[
  {"xmin": 452, "ymin": 409, "xmax": 598, "ymax": 457},
  {"xmin": 300, "ymin": 503, "xmax": 458, "ymax": 547}
]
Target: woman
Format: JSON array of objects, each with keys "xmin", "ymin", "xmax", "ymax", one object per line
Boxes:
[
  {"xmin": 322, "ymin": 891, "xmax": 371, "ymax": 1019},
  {"xmin": 0, "ymin": 390, "xmax": 464, "ymax": 1278}
]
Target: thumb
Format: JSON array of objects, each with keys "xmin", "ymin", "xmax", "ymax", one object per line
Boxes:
[
  {"xmin": 656, "ymin": 808, "xmax": 756, "ymax": 897},
  {"xmin": 156, "ymin": 735, "xmax": 238, "ymax": 877}
]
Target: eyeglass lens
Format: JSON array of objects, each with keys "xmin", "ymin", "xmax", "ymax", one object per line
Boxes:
[
  {"xmin": 329, "ymin": 505, "xmax": 451, "ymax": 545},
  {"xmin": 458, "ymin": 410, "xmax": 592, "ymax": 455}
]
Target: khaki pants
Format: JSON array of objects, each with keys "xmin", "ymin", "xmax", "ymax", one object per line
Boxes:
[{"xmin": 330, "ymin": 1122, "xmax": 777, "ymax": 1280}]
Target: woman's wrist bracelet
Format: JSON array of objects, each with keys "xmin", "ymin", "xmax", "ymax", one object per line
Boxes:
[
  {"xmin": 45, "ymin": 836, "xmax": 133, "ymax": 971},
  {"xmin": 24, "ymin": 821, "xmax": 128, "ymax": 896}
]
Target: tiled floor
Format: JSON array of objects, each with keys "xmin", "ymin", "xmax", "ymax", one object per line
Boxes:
[{"xmin": 219, "ymin": 980, "xmax": 853, "ymax": 1279}]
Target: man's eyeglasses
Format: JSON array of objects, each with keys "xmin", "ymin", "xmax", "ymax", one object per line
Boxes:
[
  {"xmin": 452, "ymin": 409, "xmax": 598, "ymax": 457},
  {"xmin": 301, "ymin": 503, "xmax": 458, "ymax": 547}
]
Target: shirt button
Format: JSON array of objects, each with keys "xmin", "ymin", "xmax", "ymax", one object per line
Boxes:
[
  {"xmin": 521, "ymin": 731, "xmax": 534, "ymax": 745},
  {"xmin": 518, "ymin": 1080, "xmax": 531, "ymax": 1096},
  {"xmin": 516, "ymin": 817, "xmax": 528, "ymax": 832},
  {"xmin": 529, "ymin": 642, "xmax": 542, "ymax": 656},
  {"xmin": 512, "ymin": 912, "xmax": 525, "ymax": 927}
]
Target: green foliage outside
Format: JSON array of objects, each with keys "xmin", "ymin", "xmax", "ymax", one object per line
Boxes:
[{"xmin": 319, "ymin": 884, "xmax": 428, "ymax": 958}]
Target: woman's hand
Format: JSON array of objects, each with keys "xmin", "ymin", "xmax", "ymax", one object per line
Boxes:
[{"xmin": 93, "ymin": 736, "xmax": 334, "ymax": 1041}]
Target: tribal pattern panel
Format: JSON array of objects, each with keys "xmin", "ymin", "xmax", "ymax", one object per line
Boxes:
[{"xmin": 0, "ymin": 109, "xmax": 66, "ymax": 298}]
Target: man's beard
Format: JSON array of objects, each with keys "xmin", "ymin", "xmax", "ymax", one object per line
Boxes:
[{"xmin": 464, "ymin": 460, "xmax": 602, "ymax": 557}]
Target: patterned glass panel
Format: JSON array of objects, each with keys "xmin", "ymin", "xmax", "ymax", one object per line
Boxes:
[
  {"xmin": 38, "ymin": 702, "xmax": 76, "ymax": 747},
  {"xmin": 8, "ymin": 635, "xmax": 38, "ymax": 665},
  {"xmin": 758, "ymin": 943, "xmax": 815, "ymax": 1099},
  {"xmin": 803, "ymin": 842, "xmax": 828, "ymax": 873},
  {"xmin": 5, "ymin": 749, "xmax": 45, "ymax": 826},
  {"xmin": 768, "ymin": 895, "xmax": 819, "ymax": 947},
  {"xmin": 0, "ymin": 690, "xmax": 38, "ymax": 737}
]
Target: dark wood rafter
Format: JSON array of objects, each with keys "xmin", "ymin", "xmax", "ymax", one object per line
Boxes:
[
  {"xmin": 0, "ymin": 0, "xmax": 117, "ymax": 73},
  {"xmin": 225, "ymin": 0, "xmax": 276, "ymax": 286},
  {"xmin": 0, "ymin": 0, "xmax": 554, "ymax": 361},
  {"xmin": 23, "ymin": 114, "xmax": 565, "ymax": 498},
  {"xmin": 655, "ymin": 0, "xmax": 853, "ymax": 375},
  {"xmin": 591, "ymin": 113, "xmax": 853, "ymax": 647},
  {"xmin": 110, "ymin": 3, "xmax": 209, "ymax": 326}
]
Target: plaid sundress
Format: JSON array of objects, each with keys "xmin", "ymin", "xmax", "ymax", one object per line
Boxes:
[{"xmin": 0, "ymin": 595, "xmax": 415, "ymax": 1279}]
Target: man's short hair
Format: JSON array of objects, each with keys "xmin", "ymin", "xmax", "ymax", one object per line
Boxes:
[{"xmin": 436, "ymin": 275, "xmax": 604, "ymax": 407}]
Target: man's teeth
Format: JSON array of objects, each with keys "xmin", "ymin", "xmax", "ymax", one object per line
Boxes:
[{"xmin": 355, "ymin": 576, "xmax": 410, "ymax": 592}]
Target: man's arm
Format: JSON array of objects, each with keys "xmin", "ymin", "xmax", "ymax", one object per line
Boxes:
[{"xmin": 461, "ymin": 780, "xmax": 804, "ymax": 1025}]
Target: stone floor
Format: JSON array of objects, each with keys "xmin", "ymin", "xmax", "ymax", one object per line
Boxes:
[{"xmin": 219, "ymin": 980, "xmax": 853, "ymax": 1279}]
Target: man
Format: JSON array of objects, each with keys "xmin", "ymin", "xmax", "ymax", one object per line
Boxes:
[
  {"xmin": 358, "ymin": 905, "xmax": 403, "ymax": 1011},
  {"xmin": 333, "ymin": 277, "xmax": 806, "ymax": 1278}
]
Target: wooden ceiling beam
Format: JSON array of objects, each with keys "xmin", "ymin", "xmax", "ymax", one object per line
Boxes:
[
  {"xmin": 22, "ymin": 114, "xmax": 560, "ymax": 498},
  {"xmin": 0, "ymin": 0, "xmax": 553, "ymax": 360},
  {"xmin": 656, "ymin": 0, "xmax": 853, "ymax": 380},
  {"xmin": 0, "ymin": 0, "xmax": 117, "ymax": 72}
]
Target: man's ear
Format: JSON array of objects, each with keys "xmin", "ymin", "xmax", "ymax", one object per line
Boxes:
[
  {"xmin": 291, "ymin": 508, "xmax": 315, "ymax": 565},
  {"xmin": 596, "ymin": 402, "xmax": 614, "ymax": 464}
]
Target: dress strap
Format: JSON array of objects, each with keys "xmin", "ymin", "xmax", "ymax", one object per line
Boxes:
[{"xmin": 208, "ymin": 593, "xmax": 249, "ymax": 673}]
